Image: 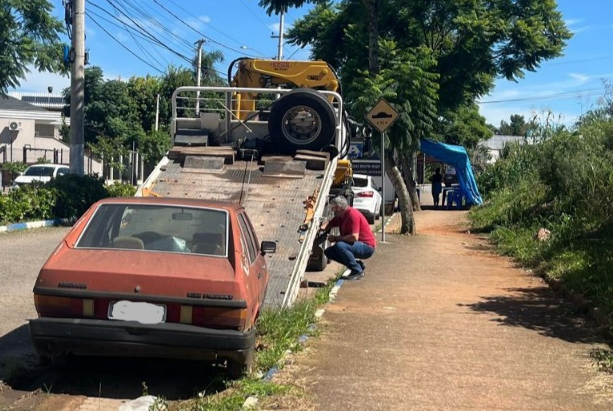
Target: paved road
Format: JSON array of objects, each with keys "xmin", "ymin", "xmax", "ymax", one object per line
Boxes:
[
  {"xmin": 0, "ymin": 227, "xmax": 71, "ymax": 373},
  {"xmin": 266, "ymin": 209, "xmax": 613, "ymax": 410}
]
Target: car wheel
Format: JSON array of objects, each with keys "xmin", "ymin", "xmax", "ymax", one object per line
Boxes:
[
  {"xmin": 307, "ymin": 243, "xmax": 328, "ymax": 272},
  {"xmin": 226, "ymin": 349, "xmax": 254, "ymax": 379},
  {"xmin": 268, "ymin": 89, "xmax": 336, "ymax": 154},
  {"xmin": 366, "ymin": 213, "xmax": 375, "ymax": 225}
]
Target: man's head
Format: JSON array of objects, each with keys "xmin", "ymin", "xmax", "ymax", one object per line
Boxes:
[{"xmin": 330, "ymin": 196, "xmax": 349, "ymax": 217}]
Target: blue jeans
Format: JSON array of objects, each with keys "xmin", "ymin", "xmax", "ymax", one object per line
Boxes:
[{"xmin": 324, "ymin": 241, "xmax": 375, "ymax": 273}]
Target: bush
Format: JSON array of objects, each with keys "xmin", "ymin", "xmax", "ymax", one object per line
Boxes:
[
  {"xmin": 106, "ymin": 181, "xmax": 137, "ymax": 197},
  {"xmin": 0, "ymin": 185, "xmax": 57, "ymax": 224},
  {"xmin": 46, "ymin": 174, "xmax": 108, "ymax": 219}
]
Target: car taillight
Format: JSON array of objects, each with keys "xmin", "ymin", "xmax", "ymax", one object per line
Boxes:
[
  {"xmin": 179, "ymin": 305, "xmax": 247, "ymax": 330},
  {"xmin": 357, "ymin": 191, "xmax": 374, "ymax": 198},
  {"xmin": 34, "ymin": 294, "xmax": 94, "ymax": 318}
]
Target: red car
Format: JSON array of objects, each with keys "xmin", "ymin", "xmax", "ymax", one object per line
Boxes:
[{"xmin": 29, "ymin": 197, "xmax": 276, "ymax": 378}]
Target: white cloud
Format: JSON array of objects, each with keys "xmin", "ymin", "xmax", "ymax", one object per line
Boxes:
[
  {"xmin": 10, "ymin": 66, "xmax": 70, "ymax": 93},
  {"xmin": 116, "ymin": 32, "xmax": 129, "ymax": 42},
  {"xmin": 268, "ymin": 23, "xmax": 280, "ymax": 34},
  {"xmin": 568, "ymin": 72, "xmax": 590, "ymax": 83}
]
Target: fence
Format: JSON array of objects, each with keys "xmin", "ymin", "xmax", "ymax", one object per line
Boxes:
[{"xmin": 0, "ymin": 144, "xmax": 144, "ymax": 188}]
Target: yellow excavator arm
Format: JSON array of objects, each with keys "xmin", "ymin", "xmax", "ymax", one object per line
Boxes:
[{"xmin": 230, "ymin": 58, "xmax": 340, "ymax": 120}]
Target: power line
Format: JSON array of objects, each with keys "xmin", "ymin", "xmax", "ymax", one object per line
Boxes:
[
  {"xmin": 478, "ymin": 87, "xmax": 604, "ymax": 104},
  {"xmin": 151, "ymin": 0, "xmax": 259, "ymax": 57},
  {"xmin": 87, "ymin": 12, "xmax": 165, "ymax": 73}
]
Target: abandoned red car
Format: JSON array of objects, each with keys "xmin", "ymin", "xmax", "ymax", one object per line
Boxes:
[{"xmin": 29, "ymin": 197, "xmax": 275, "ymax": 378}]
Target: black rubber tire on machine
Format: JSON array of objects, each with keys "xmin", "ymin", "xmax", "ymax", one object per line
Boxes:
[{"xmin": 268, "ymin": 88, "xmax": 336, "ymax": 154}]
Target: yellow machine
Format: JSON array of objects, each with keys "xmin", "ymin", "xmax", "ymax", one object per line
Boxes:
[{"xmin": 229, "ymin": 58, "xmax": 340, "ymax": 120}]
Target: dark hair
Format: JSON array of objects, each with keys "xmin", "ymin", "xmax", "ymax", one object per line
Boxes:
[{"xmin": 435, "ymin": 167, "xmax": 441, "ymax": 173}]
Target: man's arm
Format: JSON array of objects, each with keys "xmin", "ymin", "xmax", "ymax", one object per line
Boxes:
[{"xmin": 329, "ymin": 232, "xmax": 359, "ymax": 243}]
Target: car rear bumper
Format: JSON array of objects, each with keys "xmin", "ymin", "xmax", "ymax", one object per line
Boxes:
[{"xmin": 29, "ymin": 317, "xmax": 255, "ymax": 363}]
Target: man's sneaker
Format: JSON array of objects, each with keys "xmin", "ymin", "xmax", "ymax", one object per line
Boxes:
[
  {"xmin": 357, "ymin": 260, "xmax": 366, "ymax": 271},
  {"xmin": 344, "ymin": 269, "xmax": 364, "ymax": 281}
]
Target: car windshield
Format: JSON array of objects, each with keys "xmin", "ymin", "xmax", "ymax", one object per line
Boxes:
[
  {"xmin": 76, "ymin": 203, "xmax": 228, "ymax": 256},
  {"xmin": 23, "ymin": 166, "xmax": 55, "ymax": 177}
]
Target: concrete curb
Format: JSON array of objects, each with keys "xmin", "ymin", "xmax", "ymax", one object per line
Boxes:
[
  {"xmin": 244, "ymin": 213, "xmax": 397, "ymax": 408},
  {"xmin": 0, "ymin": 217, "xmax": 74, "ymax": 233}
]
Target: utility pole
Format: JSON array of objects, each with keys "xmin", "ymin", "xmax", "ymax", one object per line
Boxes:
[
  {"xmin": 195, "ymin": 39, "xmax": 205, "ymax": 115},
  {"xmin": 155, "ymin": 93, "xmax": 160, "ymax": 131},
  {"xmin": 271, "ymin": 10, "xmax": 285, "ymax": 60},
  {"xmin": 70, "ymin": 0, "xmax": 85, "ymax": 175}
]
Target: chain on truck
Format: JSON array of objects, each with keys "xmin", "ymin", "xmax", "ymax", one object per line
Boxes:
[{"xmin": 137, "ymin": 58, "xmax": 370, "ymax": 307}]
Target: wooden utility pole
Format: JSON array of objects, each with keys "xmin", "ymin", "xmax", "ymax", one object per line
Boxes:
[{"xmin": 69, "ymin": 0, "xmax": 85, "ymax": 175}]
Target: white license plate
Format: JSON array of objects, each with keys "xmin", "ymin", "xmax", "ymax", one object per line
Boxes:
[{"xmin": 108, "ymin": 300, "xmax": 166, "ymax": 324}]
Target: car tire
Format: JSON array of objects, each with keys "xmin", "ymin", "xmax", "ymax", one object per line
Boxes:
[
  {"xmin": 366, "ymin": 213, "xmax": 375, "ymax": 225},
  {"xmin": 268, "ymin": 89, "xmax": 336, "ymax": 154},
  {"xmin": 307, "ymin": 243, "xmax": 329, "ymax": 272},
  {"xmin": 226, "ymin": 349, "xmax": 254, "ymax": 379}
]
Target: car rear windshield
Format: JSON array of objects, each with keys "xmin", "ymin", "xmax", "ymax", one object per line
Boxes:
[
  {"xmin": 24, "ymin": 166, "xmax": 55, "ymax": 177},
  {"xmin": 353, "ymin": 177, "xmax": 368, "ymax": 187},
  {"xmin": 76, "ymin": 203, "xmax": 229, "ymax": 256}
]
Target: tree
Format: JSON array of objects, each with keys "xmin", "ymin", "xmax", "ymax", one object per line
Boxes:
[
  {"xmin": 498, "ymin": 114, "xmax": 529, "ymax": 136},
  {"xmin": 0, "ymin": 0, "xmax": 66, "ymax": 94},
  {"xmin": 260, "ymin": 0, "xmax": 570, "ymax": 232}
]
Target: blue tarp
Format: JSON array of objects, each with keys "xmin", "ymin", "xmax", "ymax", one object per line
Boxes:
[{"xmin": 420, "ymin": 138, "xmax": 483, "ymax": 206}]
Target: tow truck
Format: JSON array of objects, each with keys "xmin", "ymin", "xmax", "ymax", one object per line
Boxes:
[{"xmin": 137, "ymin": 58, "xmax": 365, "ymax": 307}]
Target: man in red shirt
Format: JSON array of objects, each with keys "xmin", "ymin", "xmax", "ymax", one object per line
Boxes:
[{"xmin": 321, "ymin": 196, "xmax": 376, "ymax": 280}]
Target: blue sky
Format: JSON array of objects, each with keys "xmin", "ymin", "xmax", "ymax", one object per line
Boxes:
[{"xmin": 15, "ymin": 0, "xmax": 613, "ymax": 128}]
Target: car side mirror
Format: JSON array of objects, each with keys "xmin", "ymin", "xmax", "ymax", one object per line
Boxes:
[
  {"xmin": 261, "ymin": 240, "xmax": 276, "ymax": 255},
  {"xmin": 378, "ymin": 187, "xmax": 382, "ymax": 192}
]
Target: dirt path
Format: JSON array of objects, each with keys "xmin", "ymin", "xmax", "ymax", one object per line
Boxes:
[{"xmin": 263, "ymin": 208, "xmax": 613, "ymax": 410}]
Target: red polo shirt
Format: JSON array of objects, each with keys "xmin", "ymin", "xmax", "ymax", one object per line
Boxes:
[{"xmin": 329, "ymin": 207, "xmax": 376, "ymax": 248}]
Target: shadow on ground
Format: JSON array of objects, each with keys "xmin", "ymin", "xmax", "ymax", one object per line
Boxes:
[
  {"xmin": 0, "ymin": 326, "xmax": 229, "ymax": 401},
  {"xmin": 460, "ymin": 286, "xmax": 603, "ymax": 344}
]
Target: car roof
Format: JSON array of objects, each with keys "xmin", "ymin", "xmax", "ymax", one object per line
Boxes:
[
  {"xmin": 96, "ymin": 196, "xmax": 244, "ymax": 212},
  {"xmin": 26, "ymin": 164, "xmax": 68, "ymax": 168}
]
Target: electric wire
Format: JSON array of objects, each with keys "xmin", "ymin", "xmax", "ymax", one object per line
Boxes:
[
  {"xmin": 87, "ymin": 12, "xmax": 165, "ymax": 73},
  {"xmin": 165, "ymin": 0, "xmax": 267, "ymax": 57},
  {"xmin": 152, "ymin": 0, "xmax": 258, "ymax": 58},
  {"xmin": 478, "ymin": 87, "xmax": 604, "ymax": 104},
  {"xmin": 104, "ymin": 0, "xmax": 168, "ymax": 69}
]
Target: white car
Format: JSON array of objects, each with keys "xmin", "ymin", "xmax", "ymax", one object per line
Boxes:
[
  {"xmin": 12, "ymin": 164, "xmax": 70, "ymax": 189},
  {"xmin": 351, "ymin": 174, "xmax": 382, "ymax": 224}
]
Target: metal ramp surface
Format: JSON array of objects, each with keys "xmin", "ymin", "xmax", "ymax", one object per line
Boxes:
[{"xmin": 141, "ymin": 156, "xmax": 327, "ymax": 307}]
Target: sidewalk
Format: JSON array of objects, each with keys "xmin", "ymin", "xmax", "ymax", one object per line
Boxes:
[{"xmin": 267, "ymin": 203, "xmax": 613, "ymax": 410}]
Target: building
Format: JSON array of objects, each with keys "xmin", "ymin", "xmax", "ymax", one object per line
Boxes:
[
  {"xmin": 0, "ymin": 94, "xmax": 102, "ymax": 183},
  {"xmin": 480, "ymin": 135, "xmax": 527, "ymax": 164}
]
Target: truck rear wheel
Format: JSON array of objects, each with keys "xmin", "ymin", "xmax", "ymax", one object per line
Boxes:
[{"xmin": 268, "ymin": 89, "xmax": 336, "ymax": 154}]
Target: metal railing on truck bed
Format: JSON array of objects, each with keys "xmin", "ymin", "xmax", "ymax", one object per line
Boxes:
[{"xmin": 136, "ymin": 86, "xmax": 345, "ymax": 307}]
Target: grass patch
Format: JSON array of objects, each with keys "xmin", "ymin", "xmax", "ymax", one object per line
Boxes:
[
  {"xmin": 164, "ymin": 274, "xmax": 339, "ymax": 410},
  {"xmin": 590, "ymin": 348, "xmax": 613, "ymax": 374}
]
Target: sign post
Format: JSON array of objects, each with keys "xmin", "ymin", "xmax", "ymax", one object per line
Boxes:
[{"xmin": 365, "ymin": 98, "xmax": 399, "ymax": 243}]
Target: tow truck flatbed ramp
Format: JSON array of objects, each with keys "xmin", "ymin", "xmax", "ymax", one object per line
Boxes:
[{"xmin": 137, "ymin": 150, "xmax": 336, "ymax": 307}]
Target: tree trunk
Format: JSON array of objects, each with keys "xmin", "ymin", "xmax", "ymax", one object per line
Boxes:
[
  {"xmin": 385, "ymin": 151, "xmax": 415, "ymax": 235},
  {"xmin": 362, "ymin": 0, "xmax": 381, "ymax": 75},
  {"xmin": 400, "ymin": 151, "xmax": 422, "ymax": 211}
]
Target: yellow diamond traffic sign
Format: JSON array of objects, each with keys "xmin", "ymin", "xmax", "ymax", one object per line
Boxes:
[{"xmin": 365, "ymin": 98, "xmax": 399, "ymax": 134}]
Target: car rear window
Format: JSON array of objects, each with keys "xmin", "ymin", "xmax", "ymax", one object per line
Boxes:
[
  {"xmin": 353, "ymin": 177, "xmax": 368, "ymax": 187},
  {"xmin": 76, "ymin": 203, "xmax": 228, "ymax": 256}
]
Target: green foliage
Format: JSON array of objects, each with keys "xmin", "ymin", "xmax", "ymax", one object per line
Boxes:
[
  {"xmin": 0, "ymin": 0, "xmax": 66, "ymax": 94},
  {"xmin": 139, "ymin": 129, "xmax": 171, "ymax": 167},
  {"xmin": 470, "ymin": 103, "xmax": 613, "ymax": 317},
  {"xmin": 436, "ymin": 103, "xmax": 493, "ymax": 149},
  {"xmin": 105, "ymin": 181, "xmax": 136, "ymax": 198},
  {"xmin": 1, "ymin": 162, "xmax": 27, "ymax": 181},
  {"xmin": 46, "ymin": 174, "xmax": 108, "ymax": 219},
  {"xmin": 0, "ymin": 185, "xmax": 56, "ymax": 224},
  {"xmin": 498, "ymin": 114, "xmax": 531, "ymax": 136}
]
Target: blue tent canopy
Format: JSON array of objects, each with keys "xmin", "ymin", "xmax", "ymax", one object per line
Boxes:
[{"xmin": 420, "ymin": 138, "xmax": 483, "ymax": 206}]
